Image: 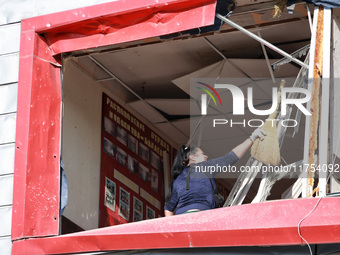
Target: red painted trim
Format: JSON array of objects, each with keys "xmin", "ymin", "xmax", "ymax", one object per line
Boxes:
[
  {"xmin": 13, "ymin": 31, "xmax": 61, "ymax": 240},
  {"xmin": 22, "ymin": 0, "xmax": 215, "ymax": 33},
  {"xmin": 12, "ymin": 28, "xmax": 35, "ymax": 240},
  {"xmin": 12, "ymin": 197, "xmax": 340, "ymax": 255},
  {"xmin": 42, "ymin": 0, "xmax": 216, "ymax": 55},
  {"xmin": 13, "ymin": 0, "xmax": 216, "ymax": 244},
  {"xmin": 14, "ymin": 1, "xmax": 339, "ymax": 254}
]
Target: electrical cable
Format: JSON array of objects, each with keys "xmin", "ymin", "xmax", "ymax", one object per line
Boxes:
[
  {"xmin": 297, "ymin": 195, "xmax": 323, "ymax": 255},
  {"xmin": 297, "ymin": 132, "xmax": 340, "ymax": 255}
]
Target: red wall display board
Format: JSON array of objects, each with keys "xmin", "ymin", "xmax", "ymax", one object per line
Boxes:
[{"xmin": 99, "ymin": 93, "xmax": 172, "ymax": 227}]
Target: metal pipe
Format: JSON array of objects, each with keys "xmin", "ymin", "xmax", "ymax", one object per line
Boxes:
[
  {"xmin": 257, "ymin": 30, "xmax": 276, "ymax": 84},
  {"xmin": 302, "ymin": 7, "xmax": 319, "ymax": 197},
  {"xmin": 306, "ymin": 3, "xmax": 313, "ymax": 33},
  {"xmin": 216, "ymin": 14, "xmax": 309, "ymax": 69}
]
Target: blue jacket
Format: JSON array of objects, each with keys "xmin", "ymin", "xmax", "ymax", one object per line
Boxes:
[{"xmin": 164, "ymin": 151, "xmax": 238, "ymax": 214}]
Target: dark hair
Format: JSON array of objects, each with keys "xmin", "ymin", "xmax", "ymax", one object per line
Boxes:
[{"xmin": 165, "ymin": 145, "xmax": 197, "ymax": 208}]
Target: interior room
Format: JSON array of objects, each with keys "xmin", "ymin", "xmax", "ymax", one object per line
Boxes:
[{"xmin": 60, "ymin": 1, "xmax": 312, "ymax": 232}]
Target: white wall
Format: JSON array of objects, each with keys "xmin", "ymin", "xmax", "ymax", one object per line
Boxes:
[
  {"xmin": 0, "ymin": 22, "xmax": 19, "ymax": 255},
  {"xmin": 61, "ymin": 58, "xmax": 176, "ymax": 230},
  {"xmin": 331, "ymin": 8, "xmax": 340, "ymax": 192},
  {"xmin": 62, "ymin": 59, "xmax": 104, "ymax": 230}
]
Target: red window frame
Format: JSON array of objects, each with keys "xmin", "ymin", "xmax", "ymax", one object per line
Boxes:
[{"xmin": 11, "ymin": 0, "xmax": 340, "ymax": 254}]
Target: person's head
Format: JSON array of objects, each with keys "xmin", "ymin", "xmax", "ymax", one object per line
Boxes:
[
  {"xmin": 188, "ymin": 147, "xmax": 208, "ymax": 164},
  {"xmin": 165, "ymin": 145, "xmax": 208, "ymax": 207},
  {"xmin": 171, "ymin": 145, "xmax": 208, "ymax": 178}
]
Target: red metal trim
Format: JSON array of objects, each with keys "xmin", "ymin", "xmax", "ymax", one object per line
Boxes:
[
  {"xmin": 13, "ymin": 0, "xmax": 217, "ymax": 245},
  {"xmin": 12, "ymin": 197, "xmax": 340, "ymax": 254},
  {"xmin": 43, "ymin": 0, "xmax": 216, "ymax": 55},
  {"xmin": 13, "ymin": 31, "xmax": 61, "ymax": 240}
]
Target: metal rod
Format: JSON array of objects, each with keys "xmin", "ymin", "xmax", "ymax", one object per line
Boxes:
[
  {"xmin": 216, "ymin": 14, "xmax": 309, "ymax": 69},
  {"xmin": 257, "ymin": 30, "xmax": 276, "ymax": 84},
  {"xmin": 306, "ymin": 3, "xmax": 313, "ymax": 33},
  {"xmin": 302, "ymin": 7, "xmax": 319, "ymax": 197}
]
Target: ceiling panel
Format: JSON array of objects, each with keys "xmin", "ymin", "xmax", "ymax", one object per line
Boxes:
[
  {"xmin": 154, "ymin": 122, "xmax": 189, "ymax": 146},
  {"xmin": 92, "ymin": 37, "xmax": 222, "ymax": 98},
  {"xmin": 145, "ymin": 99, "xmax": 193, "ymax": 116},
  {"xmin": 100, "ymin": 79, "xmax": 138, "ymax": 102},
  {"xmin": 74, "ymin": 57, "xmax": 112, "ymax": 80},
  {"xmin": 172, "ymin": 60, "xmax": 251, "ymax": 95},
  {"xmin": 127, "ymin": 101, "xmax": 167, "ymax": 124},
  {"xmin": 208, "ymin": 19, "xmax": 310, "ymax": 59},
  {"xmin": 229, "ymin": 59, "xmax": 300, "ymax": 78}
]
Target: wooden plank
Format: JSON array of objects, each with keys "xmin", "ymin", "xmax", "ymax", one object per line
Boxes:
[{"xmin": 307, "ymin": 7, "xmax": 324, "ymax": 197}]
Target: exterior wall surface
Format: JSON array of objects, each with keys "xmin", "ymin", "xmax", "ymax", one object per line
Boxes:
[
  {"xmin": 331, "ymin": 8, "xmax": 340, "ymax": 192},
  {"xmin": 0, "ymin": 22, "xmax": 20, "ymax": 255},
  {"xmin": 0, "ymin": 1, "xmax": 123, "ymax": 254}
]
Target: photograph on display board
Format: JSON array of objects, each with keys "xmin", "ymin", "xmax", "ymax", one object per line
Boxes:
[
  {"xmin": 104, "ymin": 177, "xmax": 116, "ymax": 212},
  {"xmin": 151, "ymin": 169, "xmax": 158, "ymax": 192},
  {"xmin": 128, "ymin": 134, "xmax": 138, "ymax": 154},
  {"xmin": 139, "ymin": 143, "xmax": 149, "ymax": 163},
  {"xmin": 119, "ymin": 202, "xmax": 130, "ymax": 221},
  {"xmin": 133, "ymin": 196, "xmax": 143, "ymax": 222},
  {"xmin": 116, "ymin": 147, "xmax": 127, "ymax": 167},
  {"xmin": 116, "ymin": 125, "xmax": 127, "ymax": 146},
  {"xmin": 150, "ymin": 151, "xmax": 160, "ymax": 170},
  {"xmin": 119, "ymin": 187, "xmax": 130, "ymax": 221},
  {"xmin": 139, "ymin": 163, "xmax": 150, "ymax": 183},
  {"xmin": 133, "ymin": 210, "xmax": 143, "ymax": 222},
  {"xmin": 127, "ymin": 155, "xmax": 138, "ymax": 174},
  {"xmin": 104, "ymin": 116, "xmax": 115, "ymax": 137},
  {"xmin": 103, "ymin": 137, "xmax": 115, "ymax": 158},
  {"xmin": 146, "ymin": 206, "xmax": 155, "ymax": 219}
]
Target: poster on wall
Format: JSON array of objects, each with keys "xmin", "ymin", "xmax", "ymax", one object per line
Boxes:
[
  {"xmin": 146, "ymin": 205, "xmax": 155, "ymax": 219},
  {"xmin": 151, "ymin": 169, "xmax": 158, "ymax": 192},
  {"xmin": 104, "ymin": 177, "xmax": 116, "ymax": 212},
  {"xmin": 103, "ymin": 137, "xmax": 115, "ymax": 158},
  {"xmin": 133, "ymin": 196, "xmax": 143, "ymax": 222},
  {"xmin": 119, "ymin": 187, "xmax": 130, "ymax": 220},
  {"xmin": 99, "ymin": 93, "xmax": 172, "ymax": 227},
  {"xmin": 104, "ymin": 116, "xmax": 115, "ymax": 137}
]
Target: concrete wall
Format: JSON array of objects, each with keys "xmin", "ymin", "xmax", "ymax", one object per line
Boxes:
[{"xmin": 0, "ymin": 1, "xmax": 120, "ymax": 254}]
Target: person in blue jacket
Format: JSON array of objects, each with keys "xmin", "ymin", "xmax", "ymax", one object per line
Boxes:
[{"xmin": 164, "ymin": 128, "xmax": 266, "ymax": 216}]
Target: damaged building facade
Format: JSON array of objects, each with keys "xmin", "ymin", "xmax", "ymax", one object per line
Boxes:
[{"xmin": 1, "ymin": 0, "xmax": 340, "ymax": 254}]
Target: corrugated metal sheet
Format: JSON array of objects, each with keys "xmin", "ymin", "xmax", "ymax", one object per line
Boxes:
[
  {"xmin": 0, "ymin": 236, "xmax": 12, "ymax": 255},
  {"xmin": 0, "ymin": 23, "xmax": 21, "ymax": 55},
  {"xmin": 0, "ymin": 83, "xmax": 18, "ymax": 114},
  {"xmin": 0, "ymin": 144, "xmax": 15, "ymax": 175},
  {"xmin": 0, "ymin": 0, "xmax": 115, "ymax": 26},
  {"xmin": 0, "ymin": 205, "xmax": 12, "ymax": 236},
  {"xmin": 0, "ymin": 175, "xmax": 13, "ymax": 206},
  {"xmin": 0, "ymin": 53, "xmax": 19, "ymax": 85},
  {"xmin": 0, "ymin": 113, "xmax": 16, "ymax": 144}
]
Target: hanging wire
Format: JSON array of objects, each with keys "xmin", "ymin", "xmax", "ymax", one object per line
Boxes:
[
  {"xmin": 187, "ymin": 59, "xmax": 226, "ymax": 147},
  {"xmin": 297, "ymin": 125, "xmax": 340, "ymax": 255}
]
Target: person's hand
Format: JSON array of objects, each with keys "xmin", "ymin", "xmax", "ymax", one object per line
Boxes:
[{"xmin": 249, "ymin": 128, "xmax": 266, "ymax": 142}]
